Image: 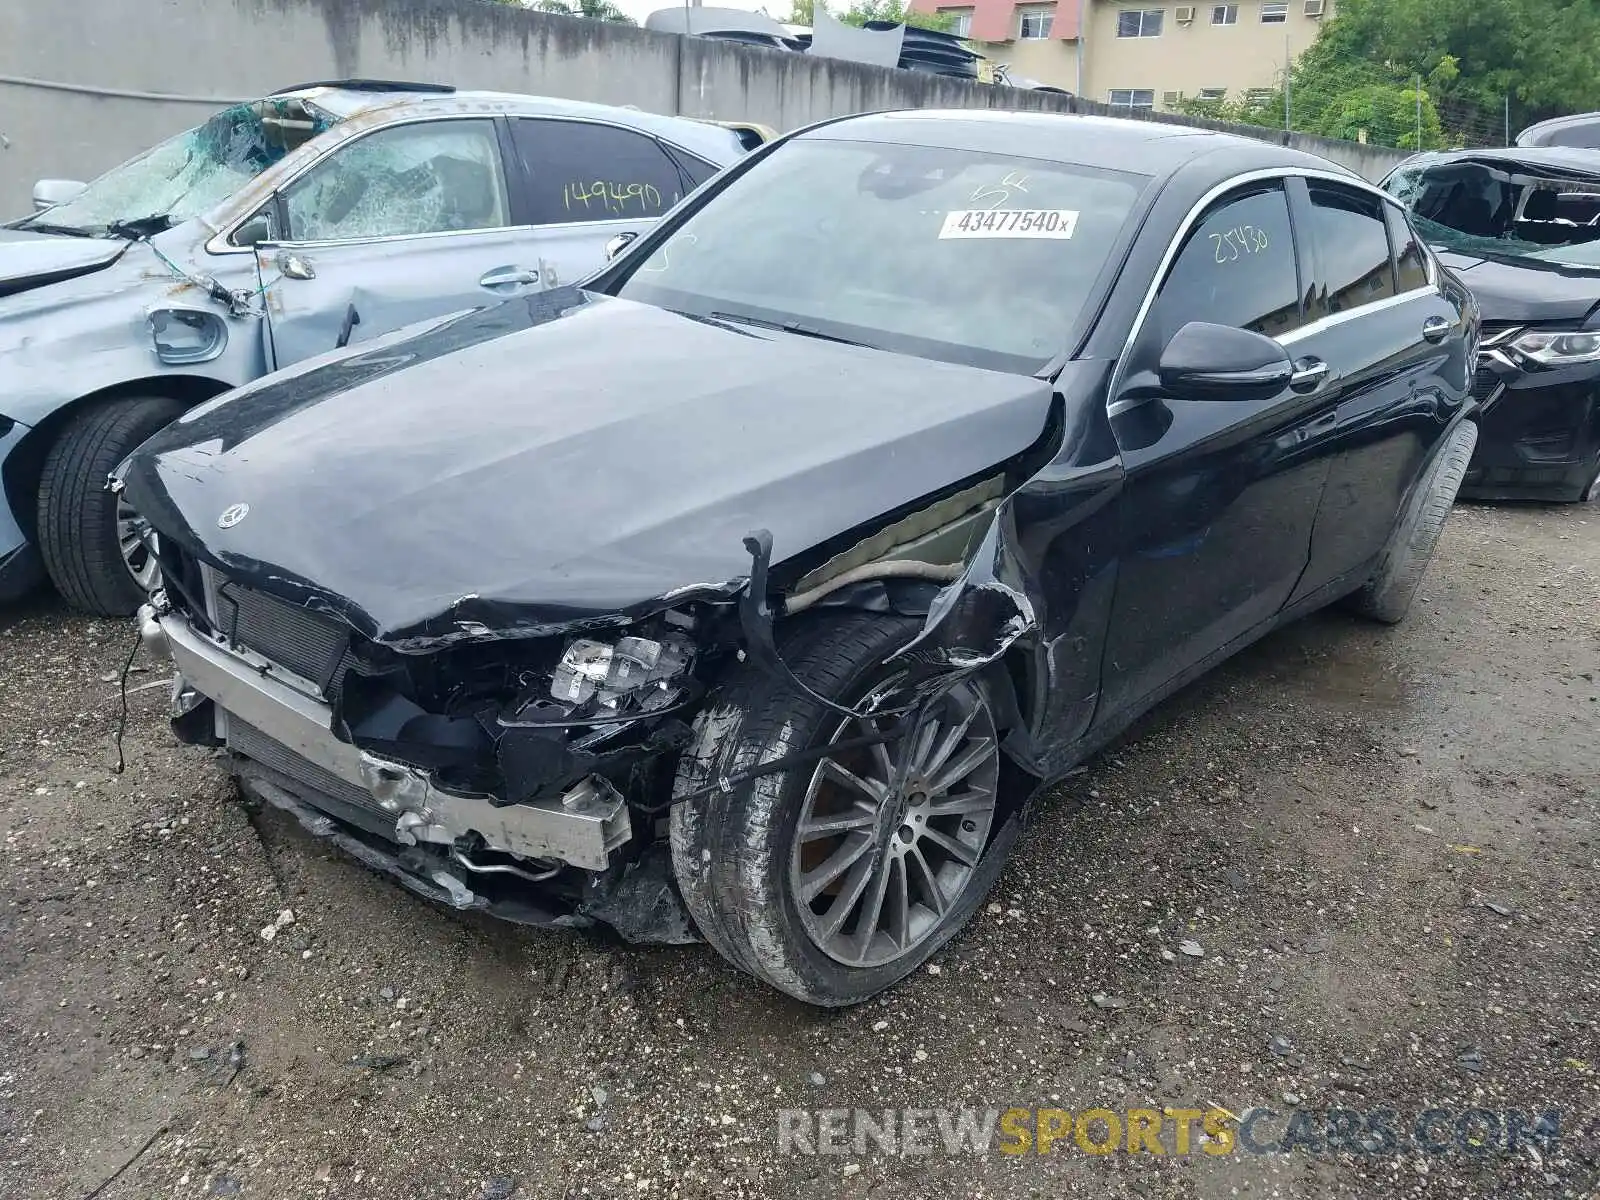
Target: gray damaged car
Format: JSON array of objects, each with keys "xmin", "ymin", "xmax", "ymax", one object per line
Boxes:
[{"xmin": 0, "ymin": 81, "xmax": 751, "ymax": 615}]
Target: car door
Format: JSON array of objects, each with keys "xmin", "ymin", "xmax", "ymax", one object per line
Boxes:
[
  {"xmin": 1287, "ymin": 185, "xmax": 1471, "ymax": 601},
  {"xmin": 1096, "ymin": 177, "xmax": 1343, "ymax": 720},
  {"xmin": 257, "ymin": 117, "xmax": 540, "ymax": 370},
  {"xmin": 506, "ymin": 117, "xmax": 704, "ymax": 290}
]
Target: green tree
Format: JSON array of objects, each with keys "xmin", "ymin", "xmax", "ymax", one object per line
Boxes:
[{"xmin": 1180, "ymin": 0, "xmax": 1600, "ymax": 149}]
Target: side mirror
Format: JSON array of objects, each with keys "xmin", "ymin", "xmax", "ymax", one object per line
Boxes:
[
  {"xmin": 604, "ymin": 231, "xmax": 639, "ymax": 261},
  {"xmin": 33, "ymin": 179, "xmax": 87, "ymax": 212},
  {"xmin": 1157, "ymin": 321, "xmax": 1292, "ymax": 401}
]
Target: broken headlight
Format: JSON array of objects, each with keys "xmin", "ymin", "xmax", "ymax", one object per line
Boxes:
[{"xmin": 549, "ymin": 633, "xmax": 694, "ymax": 714}]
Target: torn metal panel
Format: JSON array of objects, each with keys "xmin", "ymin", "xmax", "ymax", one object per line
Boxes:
[{"xmin": 807, "ymin": 7, "xmax": 905, "ymax": 69}]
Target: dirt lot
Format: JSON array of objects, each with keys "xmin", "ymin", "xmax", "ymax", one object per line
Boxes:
[{"xmin": 1, "ymin": 502, "xmax": 1595, "ymax": 1200}]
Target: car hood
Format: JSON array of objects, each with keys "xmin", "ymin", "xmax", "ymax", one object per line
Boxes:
[
  {"xmin": 122, "ymin": 289, "xmax": 1055, "ymax": 648},
  {"xmin": 1435, "ymin": 250, "xmax": 1600, "ymax": 324},
  {"xmin": 0, "ymin": 227, "xmax": 128, "ymax": 292}
]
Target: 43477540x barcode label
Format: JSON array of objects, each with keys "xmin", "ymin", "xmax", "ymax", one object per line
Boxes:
[{"xmin": 938, "ymin": 209, "xmax": 1080, "ymax": 239}]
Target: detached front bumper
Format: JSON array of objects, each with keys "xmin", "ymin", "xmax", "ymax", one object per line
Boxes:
[
  {"xmin": 1463, "ymin": 356, "xmax": 1600, "ymax": 502},
  {"xmin": 156, "ymin": 608, "xmax": 633, "ymax": 872}
]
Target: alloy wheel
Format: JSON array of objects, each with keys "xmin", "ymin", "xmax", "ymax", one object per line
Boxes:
[
  {"xmin": 788, "ymin": 681, "xmax": 1000, "ymax": 968},
  {"xmin": 116, "ymin": 494, "xmax": 161, "ymax": 593}
]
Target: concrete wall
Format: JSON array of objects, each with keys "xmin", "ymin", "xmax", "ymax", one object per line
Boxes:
[{"xmin": 0, "ymin": 0, "xmax": 1407, "ymax": 218}]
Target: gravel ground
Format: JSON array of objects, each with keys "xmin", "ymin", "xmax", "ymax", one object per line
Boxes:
[{"xmin": 1, "ymin": 502, "xmax": 1595, "ymax": 1200}]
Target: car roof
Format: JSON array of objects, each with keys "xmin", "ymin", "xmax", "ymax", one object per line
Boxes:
[
  {"xmin": 272, "ymin": 85, "xmax": 745, "ymax": 162},
  {"xmin": 1394, "ymin": 145, "xmax": 1600, "ymax": 179},
  {"xmin": 794, "ymin": 109, "xmax": 1351, "ymax": 179},
  {"xmin": 1517, "ymin": 111, "xmax": 1600, "ymax": 148}
]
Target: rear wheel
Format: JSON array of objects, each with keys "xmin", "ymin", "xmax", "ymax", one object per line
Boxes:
[
  {"xmin": 1347, "ymin": 420, "xmax": 1478, "ymax": 625},
  {"xmin": 670, "ymin": 613, "xmax": 1010, "ymax": 1006},
  {"xmin": 36, "ymin": 395, "xmax": 185, "ymax": 616}
]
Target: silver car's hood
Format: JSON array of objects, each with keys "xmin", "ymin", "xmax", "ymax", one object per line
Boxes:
[{"xmin": 0, "ymin": 227, "xmax": 127, "ymax": 288}]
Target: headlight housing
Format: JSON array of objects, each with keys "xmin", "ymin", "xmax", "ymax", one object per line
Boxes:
[
  {"xmin": 1509, "ymin": 330, "xmax": 1600, "ymax": 366},
  {"xmin": 549, "ymin": 633, "xmax": 694, "ymax": 713}
]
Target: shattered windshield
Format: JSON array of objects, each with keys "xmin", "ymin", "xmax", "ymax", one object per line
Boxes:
[
  {"xmin": 1385, "ymin": 157, "xmax": 1600, "ymax": 272},
  {"xmin": 18, "ymin": 98, "xmax": 338, "ymax": 237},
  {"xmin": 613, "ymin": 138, "xmax": 1148, "ymax": 374}
]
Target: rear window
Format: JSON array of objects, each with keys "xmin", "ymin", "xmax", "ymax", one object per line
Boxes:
[{"xmin": 614, "ymin": 137, "xmax": 1149, "ymax": 373}]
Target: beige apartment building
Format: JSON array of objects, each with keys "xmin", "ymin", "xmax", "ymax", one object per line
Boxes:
[{"xmin": 907, "ymin": 0, "xmax": 1334, "ymax": 113}]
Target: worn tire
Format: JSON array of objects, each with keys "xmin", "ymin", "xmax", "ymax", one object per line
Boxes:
[
  {"xmin": 36, "ymin": 396, "xmax": 186, "ymax": 616},
  {"xmin": 1347, "ymin": 420, "xmax": 1478, "ymax": 625},
  {"xmin": 670, "ymin": 612, "xmax": 1011, "ymax": 1006}
]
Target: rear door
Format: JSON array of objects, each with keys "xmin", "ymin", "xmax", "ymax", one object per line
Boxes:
[
  {"xmin": 1287, "ymin": 181, "xmax": 1469, "ymax": 601},
  {"xmin": 506, "ymin": 117, "xmax": 704, "ymax": 290},
  {"xmin": 1097, "ymin": 178, "xmax": 1344, "ymax": 720},
  {"xmin": 259, "ymin": 118, "xmax": 541, "ymax": 369}
]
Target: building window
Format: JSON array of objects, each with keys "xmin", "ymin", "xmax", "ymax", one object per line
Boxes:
[
  {"xmin": 1116, "ymin": 8, "xmax": 1164, "ymax": 36},
  {"xmin": 1196, "ymin": 87, "xmax": 1227, "ymax": 102},
  {"xmin": 1259, "ymin": 1, "xmax": 1288, "ymax": 20},
  {"xmin": 1109, "ymin": 88, "xmax": 1156, "ymax": 111},
  {"xmin": 1211, "ymin": 4, "xmax": 1238, "ymax": 22},
  {"xmin": 1018, "ymin": 6, "xmax": 1054, "ymax": 37},
  {"xmin": 1245, "ymin": 87, "xmax": 1275, "ymax": 105},
  {"xmin": 943, "ymin": 7, "xmax": 974, "ymax": 36}
]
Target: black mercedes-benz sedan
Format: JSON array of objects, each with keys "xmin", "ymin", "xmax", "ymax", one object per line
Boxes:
[
  {"xmin": 1382, "ymin": 147, "xmax": 1600, "ymax": 502},
  {"xmin": 119, "ymin": 111, "xmax": 1480, "ymax": 1006}
]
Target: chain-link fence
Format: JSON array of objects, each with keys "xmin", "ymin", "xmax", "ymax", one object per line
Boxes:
[{"xmin": 1172, "ymin": 50, "xmax": 1517, "ymax": 152}]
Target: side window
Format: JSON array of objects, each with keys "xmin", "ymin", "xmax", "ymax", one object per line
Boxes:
[
  {"xmin": 1307, "ymin": 183, "xmax": 1397, "ymax": 313},
  {"xmin": 511, "ymin": 119, "xmax": 687, "ymax": 225},
  {"xmin": 282, "ymin": 121, "xmax": 508, "ymax": 243},
  {"xmin": 1385, "ymin": 203, "xmax": 1431, "ymax": 293},
  {"xmin": 1148, "ymin": 183, "xmax": 1303, "ymax": 343}
]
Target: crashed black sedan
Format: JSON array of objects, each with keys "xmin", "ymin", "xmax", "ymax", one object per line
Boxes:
[
  {"xmin": 1382, "ymin": 147, "xmax": 1600, "ymax": 502},
  {"xmin": 121, "ymin": 111, "xmax": 1480, "ymax": 1006}
]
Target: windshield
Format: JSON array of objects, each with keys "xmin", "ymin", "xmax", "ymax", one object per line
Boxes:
[
  {"xmin": 1384, "ymin": 158, "xmax": 1600, "ymax": 272},
  {"xmin": 613, "ymin": 137, "xmax": 1149, "ymax": 373},
  {"xmin": 18, "ymin": 98, "xmax": 338, "ymax": 237}
]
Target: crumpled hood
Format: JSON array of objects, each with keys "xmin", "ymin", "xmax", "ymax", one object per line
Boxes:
[
  {"xmin": 0, "ymin": 227, "xmax": 127, "ymax": 291},
  {"xmin": 122, "ymin": 290, "xmax": 1055, "ymax": 648},
  {"xmin": 1435, "ymin": 250, "xmax": 1600, "ymax": 325}
]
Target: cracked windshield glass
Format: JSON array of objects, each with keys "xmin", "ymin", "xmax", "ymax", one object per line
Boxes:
[
  {"xmin": 18, "ymin": 98, "xmax": 336, "ymax": 236},
  {"xmin": 1385, "ymin": 157, "xmax": 1600, "ymax": 269}
]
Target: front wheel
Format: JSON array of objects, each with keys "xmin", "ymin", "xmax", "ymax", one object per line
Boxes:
[
  {"xmin": 670, "ymin": 613, "xmax": 1012, "ymax": 1006},
  {"xmin": 36, "ymin": 396, "xmax": 185, "ymax": 616}
]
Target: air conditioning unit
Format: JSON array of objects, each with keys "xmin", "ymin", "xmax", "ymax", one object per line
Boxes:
[
  {"xmin": 1175, "ymin": 5, "xmax": 1196, "ymax": 21},
  {"xmin": 1303, "ymin": 0, "xmax": 1325, "ymax": 15}
]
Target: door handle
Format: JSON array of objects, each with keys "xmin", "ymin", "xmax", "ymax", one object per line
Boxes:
[
  {"xmin": 1289, "ymin": 357, "xmax": 1329, "ymax": 392},
  {"xmin": 478, "ymin": 266, "xmax": 541, "ymax": 290},
  {"xmin": 1421, "ymin": 315, "xmax": 1452, "ymax": 344}
]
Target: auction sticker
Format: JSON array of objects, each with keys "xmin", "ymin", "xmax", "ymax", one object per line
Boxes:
[{"xmin": 939, "ymin": 209, "xmax": 1079, "ymax": 239}]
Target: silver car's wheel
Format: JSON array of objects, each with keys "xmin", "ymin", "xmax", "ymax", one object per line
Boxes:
[
  {"xmin": 117, "ymin": 494, "xmax": 161, "ymax": 593},
  {"xmin": 35, "ymin": 394, "xmax": 186, "ymax": 616},
  {"xmin": 789, "ymin": 686, "xmax": 999, "ymax": 968}
]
